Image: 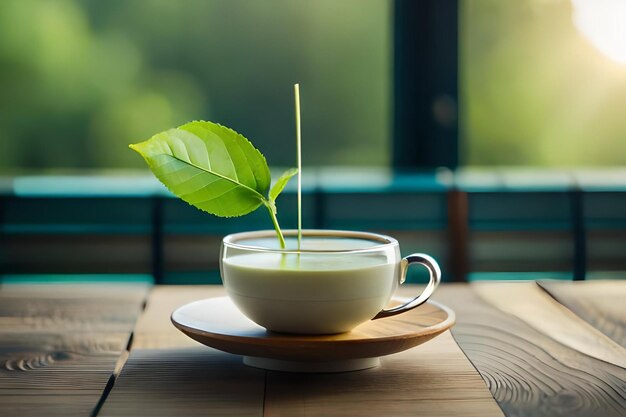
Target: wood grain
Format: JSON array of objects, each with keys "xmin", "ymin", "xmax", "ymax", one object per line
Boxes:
[
  {"xmin": 264, "ymin": 331, "xmax": 504, "ymax": 417},
  {"xmin": 434, "ymin": 284, "xmax": 626, "ymax": 417},
  {"xmin": 99, "ymin": 285, "xmax": 267, "ymax": 416},
  {"xmin": 472, "ymin": 282, "xmax": 626, "ymax": 368},
  {"xmin": 98, "ymin": 348, "xmax": 265, "ymax": 417},
  {"xmin": 131, "ymin": 285, "xmax": 225, "ymax": 349},
  {"xmin": 0, "ymin": 284, "xmax": 148, "ymax": 417},
  {"xmin": 539, "ymin": 280, "xmax": 626, "ymax": 349}
]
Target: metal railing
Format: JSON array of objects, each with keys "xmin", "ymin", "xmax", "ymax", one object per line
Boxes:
[{"xmin": 1, "ymin": 169, "xmax": 625, "ymax": 283}]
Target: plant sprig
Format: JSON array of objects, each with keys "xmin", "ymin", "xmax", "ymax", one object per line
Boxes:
[{"xmin": 129, "ymin": 120, "xmax": 297, "ymax": 248}]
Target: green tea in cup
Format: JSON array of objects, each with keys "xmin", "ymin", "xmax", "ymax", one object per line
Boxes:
[{"xmin": 221, "ymin": 229, "xmax": 441, "ymax": 334}]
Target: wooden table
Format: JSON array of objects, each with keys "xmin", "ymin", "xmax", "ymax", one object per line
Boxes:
[{"xmin": 0, "ymin": 281, "xmax": 624, "ymax": 417}]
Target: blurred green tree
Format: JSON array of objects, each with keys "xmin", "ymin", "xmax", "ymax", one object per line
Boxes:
[
  {"xmin": 0, "ymin": 0, "xmax": 390, "ymax": 172},
  {"xmin": 4, "ymin": 0, "xmax": 623, "ymax": 171},
  {"xmin": 462, "ymin": 0, "xmax": 626, "ymax": 166}
]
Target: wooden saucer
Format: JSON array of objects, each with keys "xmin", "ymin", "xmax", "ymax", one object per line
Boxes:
[{"xmin": 171, "ymin": 297, "xmax": 455, "ymax": 372}]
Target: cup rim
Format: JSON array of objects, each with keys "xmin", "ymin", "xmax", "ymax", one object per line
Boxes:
[{"xmin": 222, "ymin": 229, "xmax": 399, "ymax": 254}]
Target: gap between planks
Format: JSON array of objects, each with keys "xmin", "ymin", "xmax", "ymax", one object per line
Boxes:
[{"xmin": 90, "ymin": 285, "xmax": 151, "ymax": 417}]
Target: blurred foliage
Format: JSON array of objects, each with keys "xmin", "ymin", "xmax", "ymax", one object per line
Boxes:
[
  {"xmin": 0, "ymin": 0, "xmax": 390, "ymax": 172},
  {"xmin": 3, "ymin": 0, "xmax": 623, "ymax": 172},
  {"xmin": 462, "ymin": 0, "xmax": 626, "ymax": 166}
]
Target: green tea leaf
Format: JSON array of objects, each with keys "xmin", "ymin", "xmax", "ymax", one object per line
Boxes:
[
  {"xmin": 129, "ymin": 121, "xmax": 271, "ymax": 218},
  {"xmin": 269, "ymin": 168, "xmax": 298, "ymax": 203}
]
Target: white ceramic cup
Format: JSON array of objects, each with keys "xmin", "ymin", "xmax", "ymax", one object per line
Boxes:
[{"xmin": 220, "ymin": 230, "xmax": 441, "ymax": 334}]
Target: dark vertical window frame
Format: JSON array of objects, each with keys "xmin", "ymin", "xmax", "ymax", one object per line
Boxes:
[
  {"xmin": 393, "ymin": 0, "xmax": 459, "ymax": 169},
  {"xmin": 570, "ymin": 187, "xmax": 587, "ymax": 281},
  {"xmin": 447, "ymin": 188, "xmax": 469, "ymax": 282},
  {"xmin": 394, "ymin": 0, "xmax": 462, "ymax": 280},
  {"xmin": 0, "ymin": 195, "xmax": 6, "ymax": 275},
  {"xmin": 151, "ymin": 196, "xmax": 164, "ymax": 284}
]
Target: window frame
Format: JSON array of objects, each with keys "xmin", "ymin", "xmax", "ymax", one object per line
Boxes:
[{"xmin": 393, "ymin": 0, "xmax": 459, "ymax": 169}]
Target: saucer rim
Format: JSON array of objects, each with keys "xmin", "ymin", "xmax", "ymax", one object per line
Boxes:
[{"xmin": 171, "ymin": 296, "xmax": 456, "ymax": 350}]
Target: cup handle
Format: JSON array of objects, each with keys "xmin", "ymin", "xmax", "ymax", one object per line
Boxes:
[{"xmin": 373, "ymin": 253, "xmax": 441, "ymax": 320}]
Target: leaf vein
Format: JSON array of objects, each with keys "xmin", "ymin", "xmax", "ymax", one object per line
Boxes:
[
  {"xmin": 191, "ymin": 182, "xmax": 245, "ymax": 205},
  {"xmin": 159, "ymin": 154, "xmax": 264, "ymax": 200}
]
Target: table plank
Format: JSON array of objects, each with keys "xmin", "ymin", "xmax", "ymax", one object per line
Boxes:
[
  {"xmin": 100, "ymin": 285, "xmax": 266, "ymax": 417},
  {"xmin": 264, "ymin": 331, "xmax": 504, "ymax": 417},
  {"xmin": 472, "ymin": 282, "xmax": 626, "ymax": 368},
  {"xmin": 539, "ymin": 280, "xmax": 626, "ymax": 349},
  {"xmin": 434, "ymin": 284, "xmax": 626, "ymax": 417},
  {"xmin": 0, "ymin": 394, "xmax": 110, "ymax": 417},
  {"xmin": 98, "ymin": 348, "xmax": 265, "ymax": 417},
  {"xmin": 132, "ymin": 285, "xmax": 225, "ymax": 349},
  {"xmin": 0, "ymin": 284, "xmax": 148, "ymax": 417}
]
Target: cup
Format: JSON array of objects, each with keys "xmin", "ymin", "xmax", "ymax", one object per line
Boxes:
[{"xmin": 220, "ymin": 230, "xmax": 441, "ymax": 334}]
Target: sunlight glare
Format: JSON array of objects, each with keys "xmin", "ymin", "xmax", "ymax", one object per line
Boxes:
[{"xmin": 571, "ymin": 0, "xmax": 626, "ymax": 65}]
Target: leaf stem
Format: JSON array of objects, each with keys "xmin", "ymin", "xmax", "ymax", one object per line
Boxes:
[
  {"xmin": 294, "ymin": 83, "xmax": 303, "ymax": 250},
  {"xmin": 264, "ymin": 202, "xmax": 286, "ymax": 249}
]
